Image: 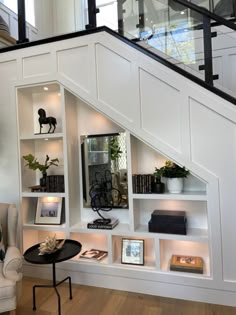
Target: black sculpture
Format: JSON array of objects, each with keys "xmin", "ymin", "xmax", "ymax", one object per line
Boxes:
[
  {"xmin": 38, "ymin": 108, "xmax": 57, "ymax": 134},
  {"xmin": 89, "ymin": 170, "xmax": 121, "ymax": 224}
]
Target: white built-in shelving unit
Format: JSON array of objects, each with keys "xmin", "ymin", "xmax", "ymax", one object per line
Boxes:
[{"xmin": 17, "ymin": 82, "xmax": 211, "ymax": 281}]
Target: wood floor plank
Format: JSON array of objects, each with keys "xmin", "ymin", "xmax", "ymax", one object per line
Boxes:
[{"xmin": 15, "ymin": 277, "xmax": 236, "ymax": 315}]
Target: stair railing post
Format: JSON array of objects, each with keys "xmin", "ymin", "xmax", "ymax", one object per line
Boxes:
[
  {"xmin": 201, "ymin": 15, "xmax": 218, "ymax": 86},
  {"xmin": 86, "ymin": 0, "xmax": 99, "ymax": 29},
  {"xmin": 117, "ymin": 0, "xmax": 125, "ymax": 36},
  {"xmin": 232, "ymin": 0, "xmax": 236, "ymax": 18},
  {"xmin": 17, "ymin": 0, "xmax": 28, "ymax": 43},
  {"xmin": 136, "ymin": 0, "xmax": 145, "ymax": 37},
  {"xmin": 209, "ymin": 0, "xmax": 214, "ymax": 12}
]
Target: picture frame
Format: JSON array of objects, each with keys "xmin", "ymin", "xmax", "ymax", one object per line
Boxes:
[
  {"xmin": 121, "ymin": 238, "xmax": 144, "ymax": 265},
  {"xmin": 35, "ymin": 197, "xmax": 63, "ymax": 225},
  {"xmin": 170, "ymin": 254, "xmax": 204, "ymax": 274}
]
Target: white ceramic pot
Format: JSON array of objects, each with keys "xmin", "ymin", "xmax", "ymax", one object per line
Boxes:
[{"xmin": 167, "ymin": 178, "xmax": 183, "ymax": 194}]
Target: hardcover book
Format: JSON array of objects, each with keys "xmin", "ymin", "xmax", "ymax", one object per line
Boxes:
[
  {"xmin": 87, "ymin": 218, "xmax": 119, "ymax": 230},
  {"xmin": 80, "ymin": 249, "xmax": 108, "ymax": 261},
  {"xmin": 46, "ymin": 175, "xmax": 64, "ymax": 192}
]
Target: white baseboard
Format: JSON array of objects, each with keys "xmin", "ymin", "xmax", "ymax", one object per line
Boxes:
[{"xmin": 23, "ymin": 262, "xmax": 236, "ymax": 307}]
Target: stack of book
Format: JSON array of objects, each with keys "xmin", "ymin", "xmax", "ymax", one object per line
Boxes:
[
  {"xmin": 46, "ymin": 175, "xmax": 64, "ymax": 192},
  {"xmin": 87, "ymin": 217, "xmax": 119, "ymax": 230},
  {"xmin": 132, "ymin": 174, "xmax": 153, "ymax": 194}
]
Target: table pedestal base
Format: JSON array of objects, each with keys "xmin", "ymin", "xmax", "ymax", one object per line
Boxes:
[{"xmin": 32, "ymin": 262, "xmax": 72, "ymax": 315}]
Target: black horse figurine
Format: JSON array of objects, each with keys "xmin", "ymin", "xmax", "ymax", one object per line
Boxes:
[{"xmin": 38, "ymin": 108, "xmax": 57, "ymax": 134}]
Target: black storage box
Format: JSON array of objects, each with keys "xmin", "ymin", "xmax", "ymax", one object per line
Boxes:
[{"xmin": 148, "ymin": 210, "xmax": 187, "ymax": 235}]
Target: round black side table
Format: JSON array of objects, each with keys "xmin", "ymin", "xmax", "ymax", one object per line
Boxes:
[{"xmin": 24, "ymin": 239, "xmax": 82, "ymax": 315}]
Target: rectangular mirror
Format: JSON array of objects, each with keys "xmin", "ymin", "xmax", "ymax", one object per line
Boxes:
[{"xmin": 81, "ymin": 132, "xmax": 128, "ymax": 209}]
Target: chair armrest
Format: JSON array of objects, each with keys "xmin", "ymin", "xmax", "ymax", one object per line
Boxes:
[{"xmin": 3, "ymin": 246, "xmax": 23, "ymax": 282}]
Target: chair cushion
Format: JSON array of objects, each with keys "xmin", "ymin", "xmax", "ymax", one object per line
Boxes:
[
  {"xmin": 0, "ymin": 263, "xmax": 15, "ymax": 300},
  {"xmin": 0, "ymin": 220, "xmax": 5, "ymax": 261}
]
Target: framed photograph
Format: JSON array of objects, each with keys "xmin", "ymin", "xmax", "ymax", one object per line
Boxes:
[
  {"xmin": 35, "ymin": 197, "xmax": 63, "ymax": 225},
  {"xmin": 170, "ymin": 254, "xmax": 204, "ymax": 274},
  {"xmin": 121, "ymin": 238, "xmax": 144, "ymax": 265}
]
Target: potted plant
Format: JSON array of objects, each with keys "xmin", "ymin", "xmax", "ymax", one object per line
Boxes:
[
  {"xmin": 110, "ymin": 135, "xmax": 122, "ymax": 173},
  {"xmin": 152, "ymin": 167, "xmax": 165, "ymax": 193},
  {"xmin": 159, "ymin": 160, "xmax": 190, "ymax": 193},
  {"xmin": 23, "ymin": 154, "xmax": 59, "ymax": 187}
]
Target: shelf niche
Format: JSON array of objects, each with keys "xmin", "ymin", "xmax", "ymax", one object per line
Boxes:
[
  {"xmin": 17, "ymin": 83, "xmax": 63, "ymax": 136},
  {"xmin": 130, "ymin": 134, "xmax": 206, "ymax": 195},
  {"xmin": 160, "ymin": 239, "xmax": 210, "ymax": 277}
]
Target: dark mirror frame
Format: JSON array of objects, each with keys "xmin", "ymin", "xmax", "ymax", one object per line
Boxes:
[{"xmin": 81, "ymin": 132, "xmax": 129, "ymax": 210}]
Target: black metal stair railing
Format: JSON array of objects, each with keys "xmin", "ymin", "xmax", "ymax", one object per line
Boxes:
[
  {"xmin": 82, "ymin": 0, "xmax": 236, "ymax": 89},
  {"xmin": 172, "ymin": 0, "xmax": 236, "ymax": 86},
  {"xmin": 115, "ymin": 0, "xmax": 236, "ymax": 91},
  {"xmin": 15, "ymin": 0, "xmax": 236, "ymax": 104}
]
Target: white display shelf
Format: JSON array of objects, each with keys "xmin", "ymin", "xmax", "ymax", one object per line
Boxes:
[
  {"xmin": 76, "ymin": 256, "xmax": 109, "ymax": 265},
  {"xmin": 23, "ymin": 222, "xmax": 66, "ymax": 231},
  {"xmin": 20, "ymin": 133, "xmax": 63, "ymax": 141},
  {"xmin": 135, "ymin": 225, "xmax": 208, "ymax": 241},
  {"xmin": 112, "ymin": 258, "xmax": 156, "ymax": 269},
  {"xmin": 132, "ymin": 191, "xmax": 207, "ymax": 201},
  {"xmin": 161, "ymin": 259, "xmax": 211, "ymax": 278},
  {"xmin": 21, "ymin": 192, "xmax": 66, "ymax": 198}
]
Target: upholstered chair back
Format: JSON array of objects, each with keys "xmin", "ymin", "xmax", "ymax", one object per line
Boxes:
[
  {"xmin": 0, "ymin": 203, "xmax": 22, "ymax": 314},
  {"xmin": 0, "ymin": 203, "xmax": 18, "ymax": 248}
]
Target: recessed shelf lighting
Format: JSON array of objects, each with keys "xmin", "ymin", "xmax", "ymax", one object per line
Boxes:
[
  {"xmin": 180, "ymin": 11, "xmax": 185, "ymax": 15},
  {"xmin": 43, "ymin": 87, "xmax": 49, "ymax": 91}
]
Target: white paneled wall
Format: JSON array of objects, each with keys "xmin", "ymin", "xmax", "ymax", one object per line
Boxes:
[{"xmin": 1, "ymin": 30, "xmax": 236, "ymax": 304}]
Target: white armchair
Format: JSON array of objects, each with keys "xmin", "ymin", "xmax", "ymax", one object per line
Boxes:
[{"xmin": 0, "ymin": 203, "xmax": 22, "ymax": 314}]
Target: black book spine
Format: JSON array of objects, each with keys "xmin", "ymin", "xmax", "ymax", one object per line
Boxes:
[
  {"xmin": 87, "ymin": 223, "xmax": 113, "ymax": 229},
  {"xmin": 57, "ymin": 175, "xmax": 64, "ymax": 192},
  {"xmin": 132, "ymin": 175, "xmax": 136, "ymax": 193}
]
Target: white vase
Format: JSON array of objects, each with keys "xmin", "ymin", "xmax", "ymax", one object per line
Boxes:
[{"xmin": 167, "ymin": 178, "xmax": 183, "ymax": 194}]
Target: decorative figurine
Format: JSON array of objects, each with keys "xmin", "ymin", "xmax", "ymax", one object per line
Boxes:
[
  {"xmin": 89, "ymin": 169, "xmax": 121, "ymax": 224},
  {"xmin": 38, "ymin": 235, "xmax": 65, "ymax": 255},
  {"xmin": 38, "ymin": 108, "xmax": 57, "ymax": 134}
]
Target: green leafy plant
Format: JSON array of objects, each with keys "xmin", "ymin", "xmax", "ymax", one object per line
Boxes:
[
  {"xmin": 153, "ymin": 168, "xmax": 162, "ymax": 183},
  {"xmin": 23, "ymin": 154, "xmax": 59, "ymax": 176},
  {"xmin": 158, "ymin": 160, "xmax": 190, "ymax": 178},
  {"xmin": 110, "ymin": 136, "xmax": 122, "ymax": 161}
]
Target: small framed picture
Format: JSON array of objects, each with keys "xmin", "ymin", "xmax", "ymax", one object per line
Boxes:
[
  {"xmin": 121, "ymin": 238, "xmax": 144, "ymax": 265},
  {"xmin": 35, "ymin": 197, "xmax": 63, "ymax": 225}
]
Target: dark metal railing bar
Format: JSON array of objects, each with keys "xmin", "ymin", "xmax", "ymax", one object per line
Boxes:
[
  {"xmin": 17, "ymin": 0, "xmax": 28, "ymax": 43},
  {"xmin": 201, "ymin": 16, "xmax": 215, "ymax": 85},
  {"xmin": 174, "ymin": 0, "xmax": 236, "ymax": 31},
  {"xmin": 86, "ymin": 0, "xmax": 99, "ymax": 29},
  {"xmin": 117, "ymin": 0, "xmax": 125, "ymax": 36},
  {"xmin": 209, "ymin": 0, "xmax": 214, "ymax": 12},
  {"xmin": 136, "ymin": 0, "xmax": 145, "ymax": 33},
  {"xmin": 232, "ymin": 0, "xmax": 236, "ymax": 17}
]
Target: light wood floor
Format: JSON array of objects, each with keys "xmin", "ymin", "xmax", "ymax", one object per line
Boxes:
[{"xmin": 15, "ymin": 277, "xmax": 236, "ymax": 315}]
